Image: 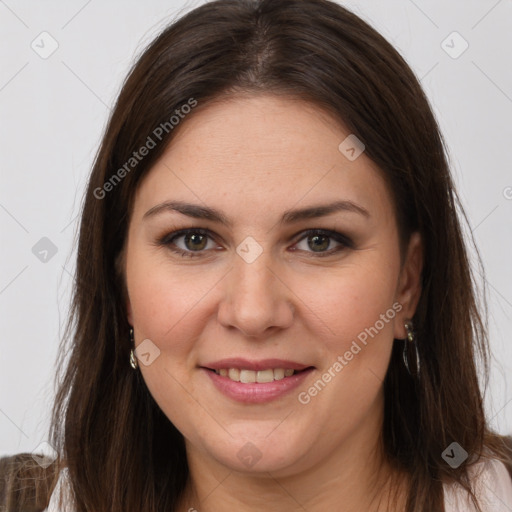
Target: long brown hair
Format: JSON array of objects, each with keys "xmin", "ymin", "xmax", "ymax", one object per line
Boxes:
[{"xmin": 14, "ymin": 0, "xmax": 512, "ymax": 510}]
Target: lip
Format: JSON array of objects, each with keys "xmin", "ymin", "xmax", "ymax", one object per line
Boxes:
[
  {"xmin": 200, "ymin": 364, "xmax": 315, "ymax": 404},
  {"xmin": 201, "ymin": 358, "xmax": 311, "ymax": 371}
]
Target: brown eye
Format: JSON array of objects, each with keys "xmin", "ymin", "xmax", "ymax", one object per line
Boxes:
[
  {"xmin": 184, "ymin": 232, "xmax": 208, "ymax": 251},
  {"xmin": 293, "ymin": 229, "xmax": 351, "ymax": 256},
  {"xmin": 307, "ymin": 234, "xmax": 331, "ymax": 252},
  {"xmin": 158, "ymin": 228, "xmax": 218, "ymax": 257}
]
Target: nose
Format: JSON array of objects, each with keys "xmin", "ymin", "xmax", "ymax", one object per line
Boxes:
[{"xmin": 216, "ymin": 249, "xmax": 295, "ymax": 338}]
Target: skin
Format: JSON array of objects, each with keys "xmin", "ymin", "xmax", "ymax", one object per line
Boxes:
[{"xmin": 122, "ymin": 94, "xmax": 423, "ymax": 511}]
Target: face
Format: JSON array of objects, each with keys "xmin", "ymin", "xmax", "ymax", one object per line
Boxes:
[{"xmin": 123, "ymin": 94, "xmax": 422, "ymax": 477}]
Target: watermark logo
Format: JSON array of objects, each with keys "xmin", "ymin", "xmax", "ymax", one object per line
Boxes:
[
  {"xmin": 442, "ymin": 442, "xmax": 468, "ymax": 468},
  {"xmin": 134, "ymin": 338, "xmax": 161, "ymax": 366},
  {"xmin": 237, "ymin": 442, "xmax": 262, "ymax": 468},
  {"xmin": 236, "ymin": 236, "xmax": 263, "ymax": 264},
  {"xmin": 441, "ymin": 31, "xmax": 469, "ymax": 60},
  {"xmin": 31, "ymin": 31, "xmax": 59, "ymax": 59},
  {"xmin": 32, "ymin": 237, "xmax": 58, "ymax": 263},
  {"xmin": 338, "ymin": 134, "xmax": 365, "ymax": 161},
  {"xmin": 31, "ymin": 441, "xmax": 57, "ymax": 468}
]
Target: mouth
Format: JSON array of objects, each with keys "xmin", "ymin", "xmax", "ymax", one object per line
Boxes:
[
  {"xmin": 199, "ymin": 358, "xmax": 316, "ymax": 403},
  {"xmin": 205, "ymin": 367, "xmax": 313, "ymax": 384}
]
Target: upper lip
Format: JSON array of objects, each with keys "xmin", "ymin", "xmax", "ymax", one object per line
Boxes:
[{"xmin": 201, "ymin": 358, "xmax": 313, "ymax": 371}]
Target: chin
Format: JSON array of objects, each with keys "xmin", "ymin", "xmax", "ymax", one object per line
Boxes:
[{"xmin": 198, "ymin": 428, "xmax": 312, "ymax": 475}]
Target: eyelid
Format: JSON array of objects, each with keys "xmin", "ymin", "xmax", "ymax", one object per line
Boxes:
[
  {"xmin": 157, "ymin": 227, "xmax": 353, "ymax": 257},
  {"xmin": 159, "ymin": 227, "xmax": 216, "ymax": 242},
  {"xmin": 157, "ymin": 228, "xmax": 221, "ymax": 254},
  {"xmin": 292, "ymin": 228, "xmax": 352, "ymax": 250}
]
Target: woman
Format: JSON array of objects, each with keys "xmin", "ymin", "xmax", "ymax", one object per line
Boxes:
[{"xmin": 3, "ymin": 0, "xmax": 512, "ymax": 510}]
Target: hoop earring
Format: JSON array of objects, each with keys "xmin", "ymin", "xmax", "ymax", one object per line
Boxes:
[
  {"xmin": 129, "ymin": 327, "xmax": 138, "ymax": 370},
  {"xmin": 403, "ymin": 320, "xmax": 420, "ymax": 378}
]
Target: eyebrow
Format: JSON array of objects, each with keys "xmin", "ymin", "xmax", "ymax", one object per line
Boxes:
[{"xmin": 143, "ymin": 199, "xmax": 370, "ymax": 226}]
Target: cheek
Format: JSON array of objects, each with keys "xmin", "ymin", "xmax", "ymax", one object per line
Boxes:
[
  {"xmin": 125, "ymin": 250, "xmax": 218, "ymax": 434},
  {"xmin": 126, "ymin": 244, "xmax": 221, "ymax": 351},
  {"xmin": 292, "ymin": 263, "xmax": 399, "ymax": 437},
  {"xmin": 302, "ymin": 258, "xmax": 400, "ymax": 375}
]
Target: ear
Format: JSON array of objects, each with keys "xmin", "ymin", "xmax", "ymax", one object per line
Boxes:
[{"xmin": 393, "ymin": 231, "xmax": 423, "ymax": 339}]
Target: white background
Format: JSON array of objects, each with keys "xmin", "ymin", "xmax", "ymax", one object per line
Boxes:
[{"xmin": 1, "ymin": 0, "xmax": 511, "ymax": 458}]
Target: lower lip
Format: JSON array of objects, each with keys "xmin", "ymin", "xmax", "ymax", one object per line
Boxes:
[{"xmin": 202, "ymin": 367, "xmax": 315, "ymax": 404}]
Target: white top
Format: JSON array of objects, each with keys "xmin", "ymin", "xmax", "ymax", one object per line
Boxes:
[
  {"xmin": 45, "ymin": 457, "xmax": 512, "ymax": 511},
  {"xmin": 443, "ymin": 456, "xmax": 512, "ymax": 511}
]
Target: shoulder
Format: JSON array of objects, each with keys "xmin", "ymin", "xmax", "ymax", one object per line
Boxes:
[{"xmin": 443, "ymin": 456, "xmax": 512, "ymax": 512}]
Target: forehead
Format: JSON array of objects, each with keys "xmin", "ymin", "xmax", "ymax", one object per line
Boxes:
[{"xmin": 132, "ymin": 94, "xmax": 394, "ymax": 228}]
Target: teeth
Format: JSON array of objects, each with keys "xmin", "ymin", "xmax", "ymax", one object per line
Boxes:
[
  {"xmin": 240, "ymin": 369, "xmax": 256, "ymax": 383},
  {"xmin": 274, "ymin": 368, "xmax": 285, "ymax": 380},
  {"xmin": 256, "ymin": 369, "xmax": 274, "ymax": 383},
  {"xmin": 214, "ymin": 368, "xmax": 300, "ymax": 383},
  {"xmin": 228, "ymin": 368, "xmax": 240, "ymax": 381}
]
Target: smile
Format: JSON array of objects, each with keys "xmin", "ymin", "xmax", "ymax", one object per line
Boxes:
[
  {"xmin": 201, "ymin": 359, "xmax": 315, "ymax": 403},
  {"xmin": 212, "ymin": 368, "xmax": 297, "ymax": 383}
]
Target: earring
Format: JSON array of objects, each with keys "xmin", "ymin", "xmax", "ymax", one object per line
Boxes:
[
  {"xmin": 403, "ymin": 320, "xmax": 420, "ymax": 377},
  {"xmin": 129, "ymin": 327, "xmax": 138, "ymax": 370}
]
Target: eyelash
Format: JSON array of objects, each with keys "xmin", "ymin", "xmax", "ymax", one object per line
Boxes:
[{"xmin": 156, "ymin": 228, "xmax": 353, "ymax": 258}]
